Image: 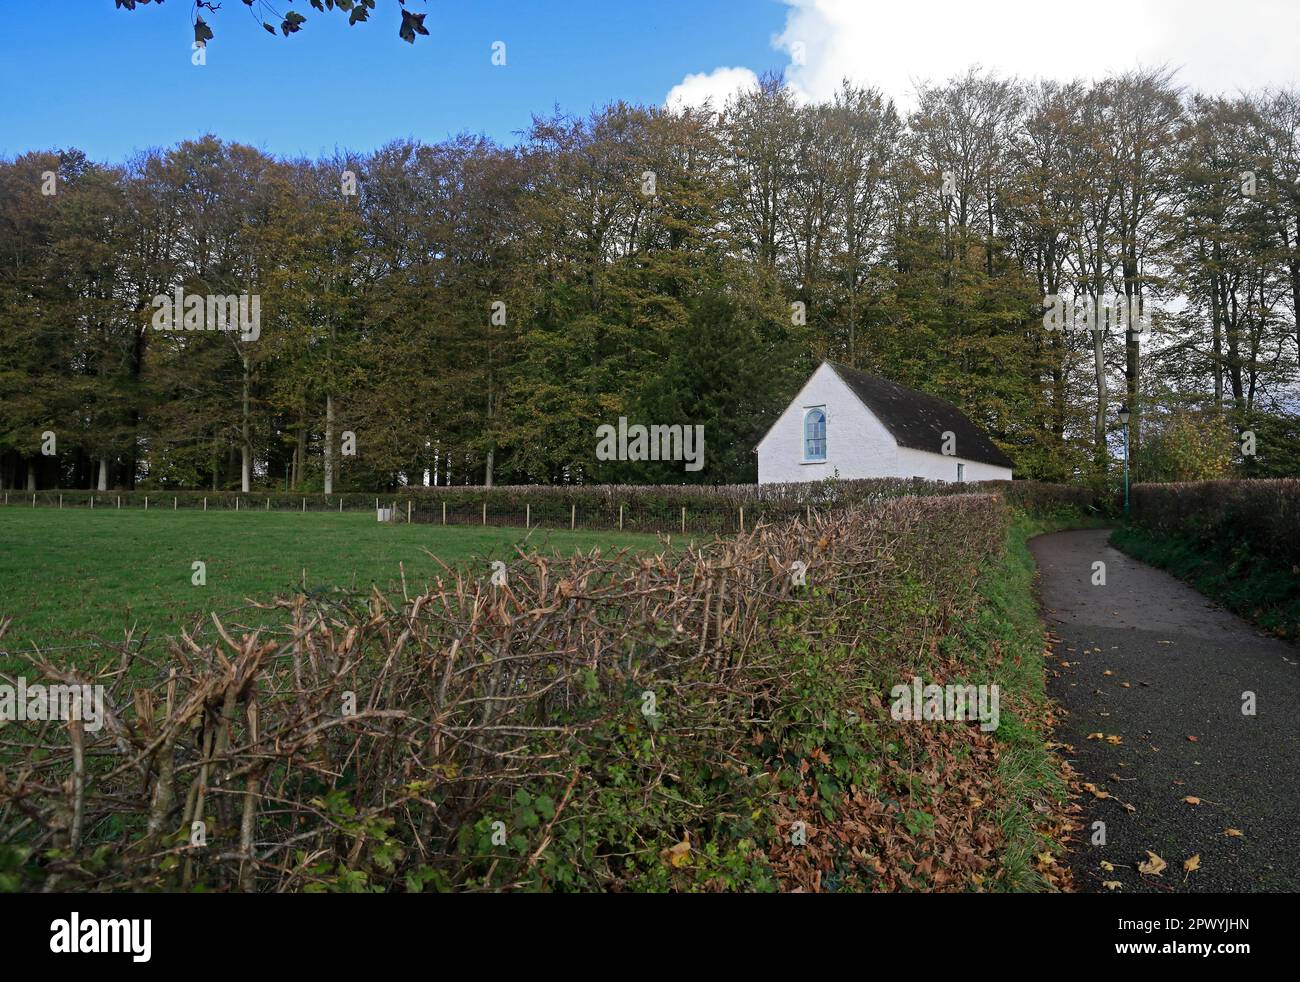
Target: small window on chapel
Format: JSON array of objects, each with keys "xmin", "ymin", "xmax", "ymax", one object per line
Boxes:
[{"xmin": 804, "ymin": 408, "xmax": 826, "ymax": 461}]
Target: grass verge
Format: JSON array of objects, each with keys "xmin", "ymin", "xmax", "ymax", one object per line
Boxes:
[{"xmin": 964, "ymin": 512, "xmax": 1092, "ymax": 890}]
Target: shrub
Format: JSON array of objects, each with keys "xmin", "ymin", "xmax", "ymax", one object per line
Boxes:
[
  {"xmin": 0, "ymin": 494, "xmax": 1014, "ymax": 892},
  {"xmin": 1130, "ymin": 479, "xmax": 1300, "ymax": 568}
]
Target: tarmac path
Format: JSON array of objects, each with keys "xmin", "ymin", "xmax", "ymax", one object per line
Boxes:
[{"xmin": 1030, "ymin": 529, "xmax": 1300, "ymax": 892}]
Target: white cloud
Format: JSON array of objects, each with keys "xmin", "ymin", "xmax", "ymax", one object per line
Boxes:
[
  {"xmin": 670, "ymin": 0, "xmax": 1300, "ymax": 111},
  {"xmin": 664, "ymin": 66, "xmax": 760, "ymax": 112}
]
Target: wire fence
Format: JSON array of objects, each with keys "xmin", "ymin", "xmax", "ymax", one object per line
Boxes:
[
  {"xmin": 1, "ymin": 478, "xmax": 1097, "ymax": 533},
  {"xmin": 2, "ymin": 488, "xmax": 823, "ymax": 536}
]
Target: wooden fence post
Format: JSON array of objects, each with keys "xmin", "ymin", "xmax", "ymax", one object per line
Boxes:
[
  {"xmin": 482, "ymin": 501, "xmax": 486, "ymax": 526},
  {"xmin": 235, "ymin": 496, "xmax": 239, "ymax": 512},
  {"xmin": 442, "ymin": 501, "xmax": 446, "ymax": 525},
  {"xmin": 526, "ymin": 503, "xmax": 530, "ymax": 528},
  {"xmin": 174, "ymin": 497, "xmax": 177, "ymax": 510},
  {"xmin": 407, "ymin": 500, "xmax": 412, "ymax": 523},
  {"xmin": 203, "ymin": 497, "xmax": 206, "ymax": 511},
  {"xmin": 266, "ymin": 498, "xmax": 270, "ymax": 510},
  {"xmin": 90, "ymin": 496, "xmax": 94, "ymax": 510},
  {"xmin": 145, "ymin": 496, "xmax": 148, "ymax": 511},
  {"xmin": 302, "ymin": 498, "xmax": 305, "ymax": 513},
  {"xmin": 681, "ymin": 506, "xmax": 686, "ymax": 535},
  {"xmin": 339, "ymin": 498, "xmax": 342, "ymax": 512},
  {"xmin": 739, "ymin": 506, "xmax": 744, "ymax": 533},
  {"xmin": 619, "ymin": 505, "xmax": 623, "ymax": 530},
  {"xmin": 571, "ymin": 504, "xmax": 575, "ymax": 530},
  {"xmin": 117, "ymin": 496, "xmax": 121, "ymax": 510},
  {"xmin": 59, "ymin": 494, "xmax": 62, "ymax": 509}
]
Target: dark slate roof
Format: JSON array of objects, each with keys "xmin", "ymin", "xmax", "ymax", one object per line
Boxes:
[{"xmin": 826, "ymin": 362, "xmax": 1015, "ymax": 469}]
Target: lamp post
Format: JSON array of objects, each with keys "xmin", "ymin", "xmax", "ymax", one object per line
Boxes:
[{"xmin": 1118, "ymin": 403, "xmax": 1130, "ymax": 517}]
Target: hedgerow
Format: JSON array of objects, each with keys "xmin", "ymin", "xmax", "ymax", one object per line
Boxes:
[
  {"xmin": 0, "ymin": 492, "xmax": 1072, "ymax": 892},
  {"xmin": 1129, "ymin": 479, "xmax": 1300, "ymax": 568},
  {"xmin": 9, "ymin": 478, "xmax": 1097, "ymax": 533}
]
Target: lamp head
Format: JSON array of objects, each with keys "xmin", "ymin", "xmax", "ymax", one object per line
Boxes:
[{"xmin": 1118, "ymin": 404, "xmax": 1130, "ymax": 425}]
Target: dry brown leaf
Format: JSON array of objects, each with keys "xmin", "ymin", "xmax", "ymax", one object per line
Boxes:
[
  {"xmin": 1186, "ymin": 735, "xmax": 1199, "ymax": 742},
  {"xmin": 662, "ymin": 835, "xmax": 691, "ymax": 868},
  {"xmin": 1224, "ymin": 828, "xmax": 1245, "ymax": 838},
  {"xmin": 1182, "ymin": 796, "xmax": 1202, "ymax": 806},
  {"xmin": 1100, "ymin": 860, "xmax": 1115, "ymax": 872},
  {"xmin": 1138, "ymin": 851, "xmax": 1167, "ymax": 876},
  {"xmin": 1184, "ymin": 854, "xmax": 1201, "ymax": 874},
  {"xmin": 1102, "ymin": 880, "xmax": 1123, "ymax": 891}
]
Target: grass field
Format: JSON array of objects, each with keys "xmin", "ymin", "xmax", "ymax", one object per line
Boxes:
[{"xmin": 0, "ymin": 508, "xmax": 664, "ymax": 659}]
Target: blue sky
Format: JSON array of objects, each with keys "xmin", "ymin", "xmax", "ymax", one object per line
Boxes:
[
  {"xmin": 0, "ymin": 0, "xmax": 788, "ymax": 163},
  {"xmin": 6, "ymin": 1, "xmax": 1299, "ymax": 165}
]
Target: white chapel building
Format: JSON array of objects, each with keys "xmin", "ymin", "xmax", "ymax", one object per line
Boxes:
[{"xmin": 755, "ymin": 361, "xmax": 1014, "ymax": 485}]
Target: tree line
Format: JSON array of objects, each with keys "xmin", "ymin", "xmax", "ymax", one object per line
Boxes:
[{"xmin": 3, "ymin": 66, "xmax": 1299, "ymax": 493}]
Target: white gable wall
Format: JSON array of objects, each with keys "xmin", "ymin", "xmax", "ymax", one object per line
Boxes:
[
  {"xmin": 756, "ymin": 363, "xmax": 1013, "ymax": 484},
  {"xmin": 756, "ymin": 364, "xmax": 899, "ymax": 484}
]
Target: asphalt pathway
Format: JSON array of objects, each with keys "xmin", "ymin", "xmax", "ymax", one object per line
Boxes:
[{"xmin": 1031, "ymin": 529, "xmax": 1300, "ymax": 893}]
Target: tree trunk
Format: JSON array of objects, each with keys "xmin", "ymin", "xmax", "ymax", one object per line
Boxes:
[
  {"xmin": 97, "ymin": 458, "xmax": 108, "ymax": 492},
  {"xmin": 1092, "ymin": 313, "xmax": 1108, "ymax": 474},
  {"xmin": 241, "ymin": 353, "xmax": 251, "ymax": 493},
  {"xmin": 324, "ymin": 392, "xmax": 334, "ymax": 495},
  {"xmin": 26, "ymin": 459, "xmax": 37, "ymax": 492}
]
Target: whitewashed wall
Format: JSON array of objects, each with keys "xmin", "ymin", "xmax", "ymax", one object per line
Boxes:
[
  {"xmin": 895, "ymin": 446, "xmax": 1013, "ymax": 483},
  {"xmin": 755, "ymin": 363, "xmax": 1013, "ymax": 484}
]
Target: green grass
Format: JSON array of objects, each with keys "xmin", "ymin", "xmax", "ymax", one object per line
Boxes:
[
  {"xmin": 958, "ymin": 512, "xmax": 1097, "ymax": 891},
  {"xmin": 0, "ymin": 508, "xmax": 664, "ymax": 659},
  {"xmin": 1110, "ymin": 524, "xmax": 1300, "ymax": 642}
]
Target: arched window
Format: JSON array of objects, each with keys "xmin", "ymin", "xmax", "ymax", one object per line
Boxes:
[{"xmin": 804, "ymin": 408, "xmax": 826, "ymax": 461}]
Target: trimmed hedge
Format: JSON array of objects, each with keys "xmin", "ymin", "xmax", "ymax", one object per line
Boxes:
[
  {"xmin": 1130, "ymin": 479, "xmax": 1300, "ymax": 568},
  {"xmin": 0, "ymin": 493, "xmax": 1063, "ymax": 892},
  {"xmin": 5, "ymin": 479, "xmax": 1098, "ymax": 533}
]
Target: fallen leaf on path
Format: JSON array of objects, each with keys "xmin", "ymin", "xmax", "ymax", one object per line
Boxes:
[
  {"xmin": 1102, "ymin": 880, "xmax": 1123, "ymax": 891},
  {"xmin": 1182, "ymin": 796, "xmax": 1202, "ymax": 806},
  {"xmin": 1186, "ymin": 735, "xmax": 1199, "ymax": 742},
  {"xmin": 1100, "ymin": 860, "xmax": 1115, "ymax": 872},
  {"xmin": 1138, "ymin": 851, "xmax": 1167, "ymax": 876},
  {"xmin": 1183, "ymin": 855, "xmax": 1200, "ymax": 880},
  {"xmin": 1224, "ymin": 828, "xmax": 1245, "ymax": 838},
  {"xmin": 1105, "ymin": 735, "xmax": 1123, "ymax": 745}
]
